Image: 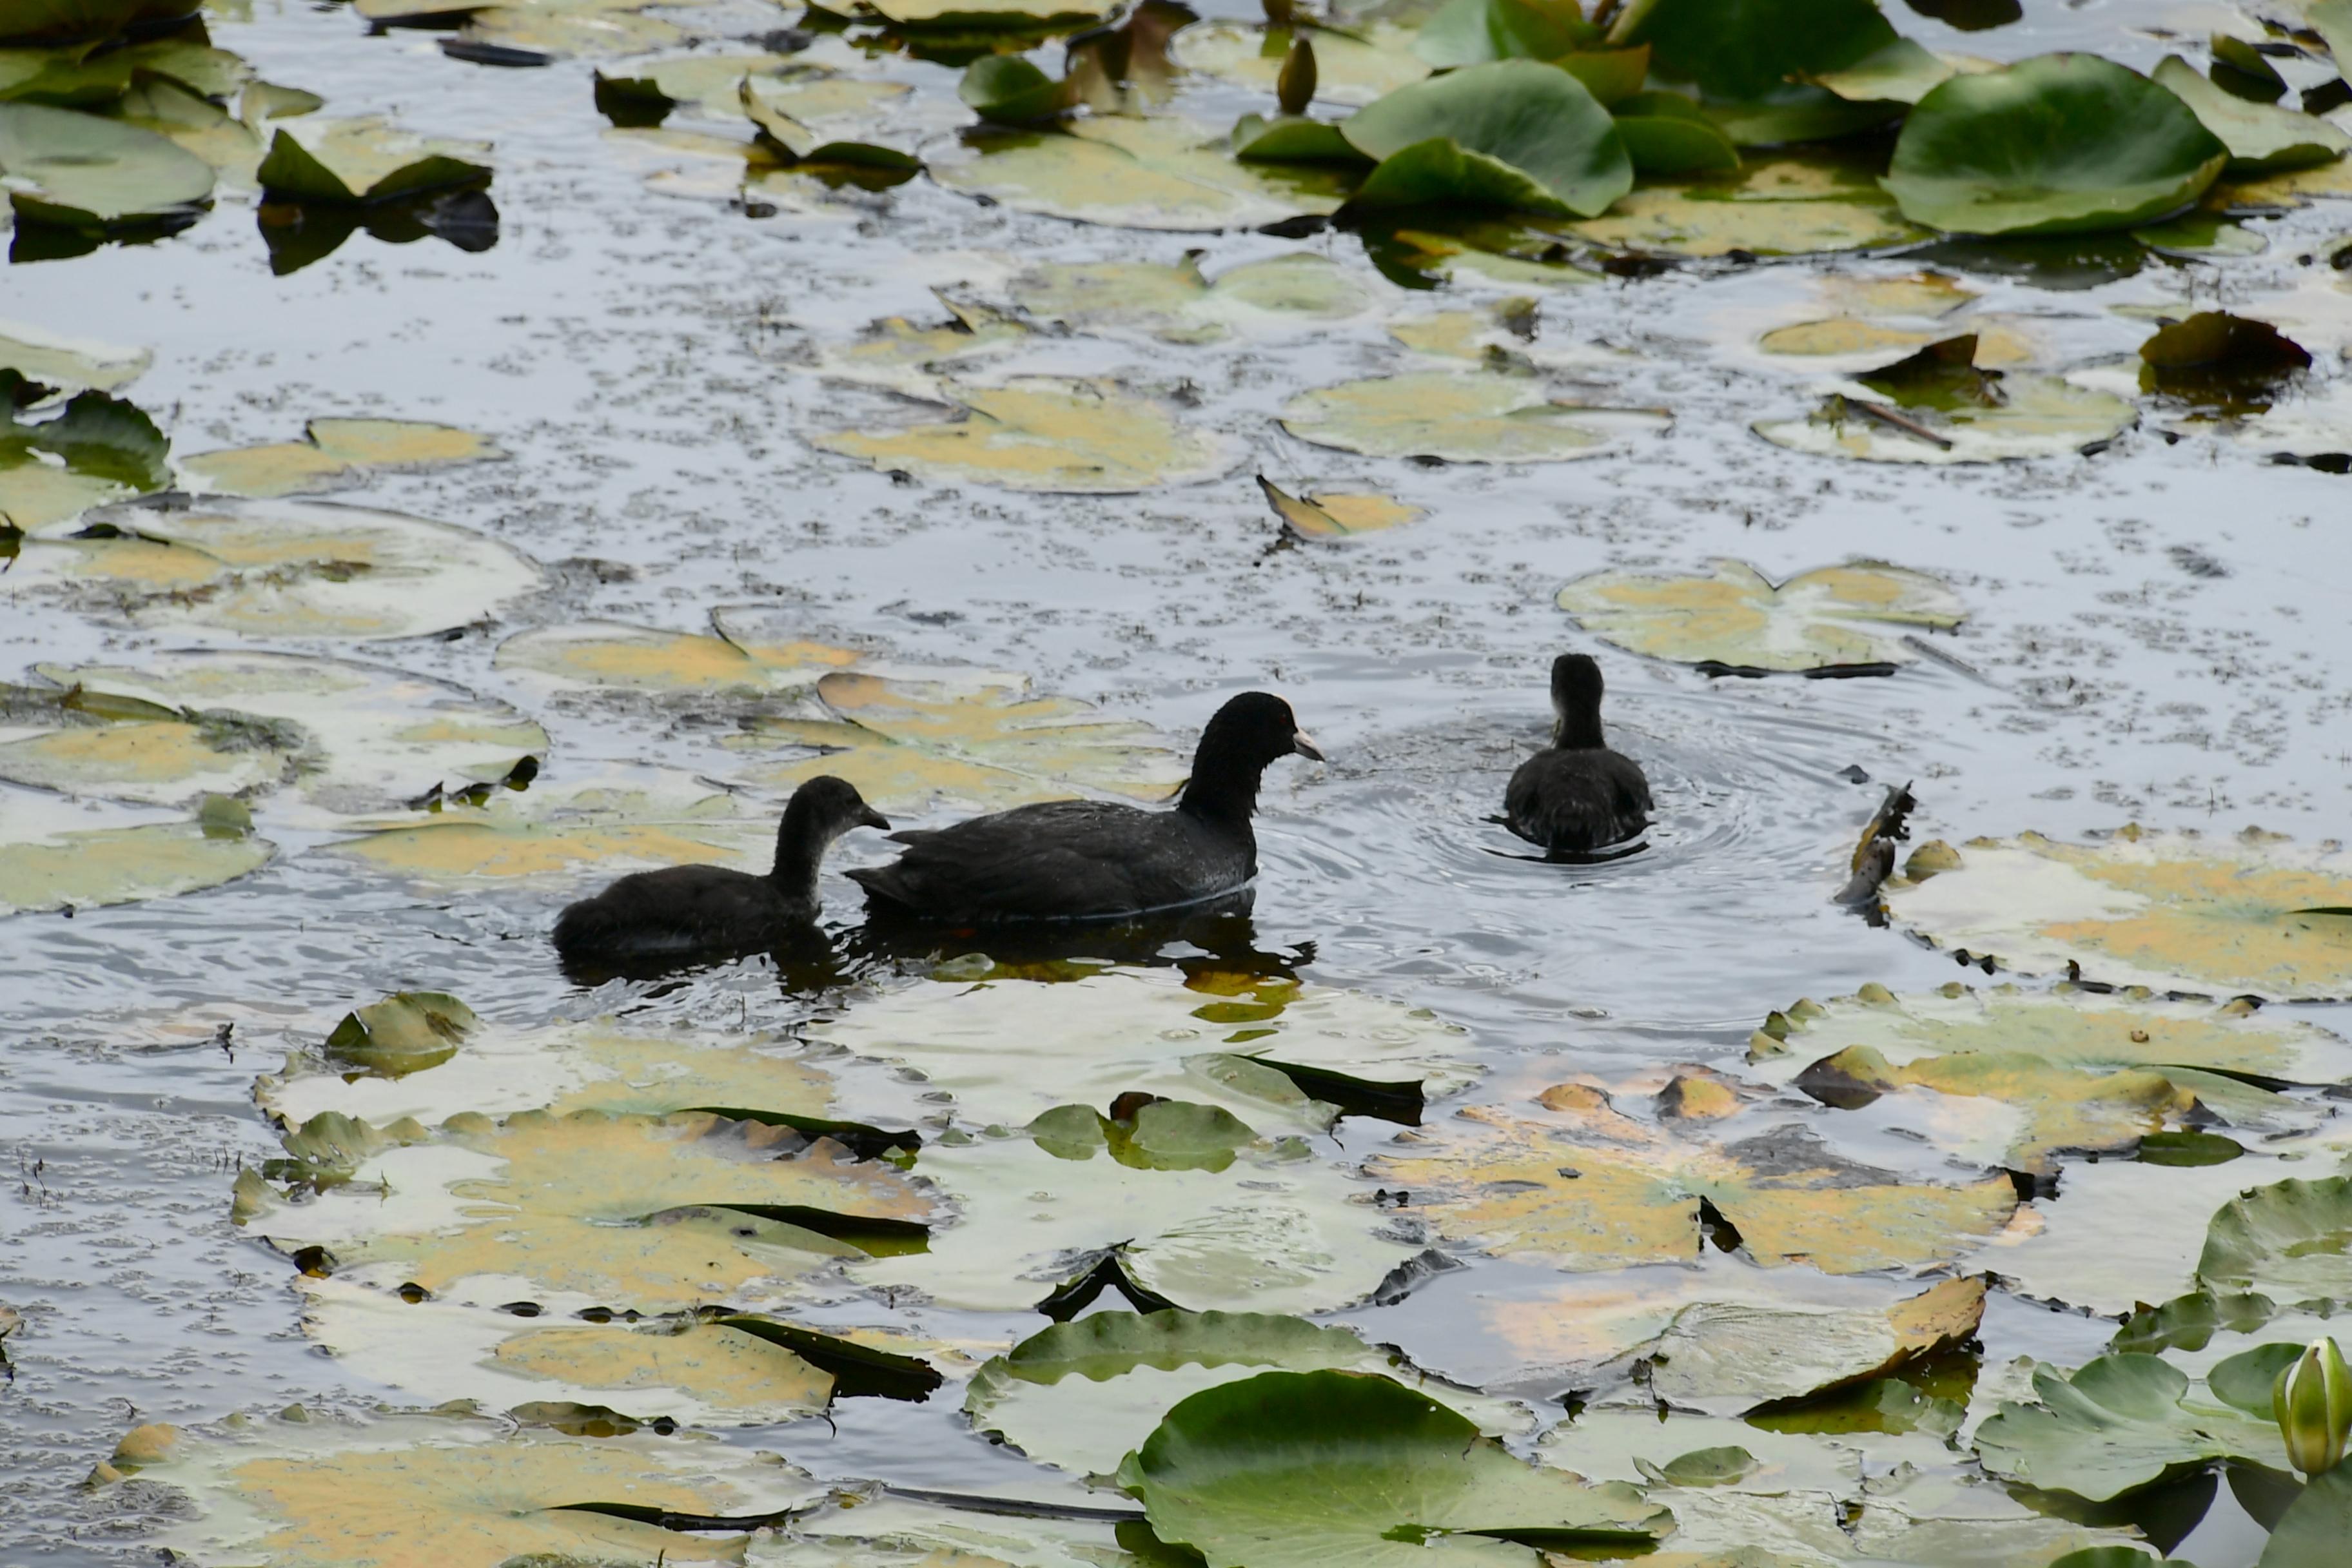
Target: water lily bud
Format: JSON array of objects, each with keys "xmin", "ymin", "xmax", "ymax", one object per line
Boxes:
[
  {"xmin": 2273, "ymin": 1337, "xmax": 2352, "ymax": 1476},
  {"xmin": 1277, "ymin": 35, "xmax": 1317, "ymax": 116}
]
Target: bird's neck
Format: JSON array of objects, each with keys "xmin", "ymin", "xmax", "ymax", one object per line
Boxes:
[
  {"xmin": 1179, "ymin": 753, "xmax": 1264, "ymax": 825},
  {"xmin": 770, "ymin": 823, "xmax": 828, "ymax": 901},
  {"xmin": 1552, "ymin": 710, "xmax": 1607, "ymax": 750}
]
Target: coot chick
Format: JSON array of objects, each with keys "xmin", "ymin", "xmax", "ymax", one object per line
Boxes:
[
  {"xmin": 847, "ymin": 691, "xmax": 1321, "ymax": 923},
  {"xmin": 1504, "ymin": 654, "xmax": 1652, "ymax": 854},
  {"xmin": 552, "ymin": 775, "xmax": 887, "ymax": 962}
]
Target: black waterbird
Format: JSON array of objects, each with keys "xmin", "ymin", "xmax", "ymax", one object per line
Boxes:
[{"xmin": 1504, "ymin": 654, "xmax": 1652, "ymax": 855}]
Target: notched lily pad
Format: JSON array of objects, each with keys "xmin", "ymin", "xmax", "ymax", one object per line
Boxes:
[
  {"xmin": 177, "ymin": 418, "xmax": 504, "ymax": 497},
  {"xmin": 931, "ymin": 115, "xmax": 1349, "ymax": 231},
  {"xmin": 810, "ymin": 375, "xmax": 1238, "ymax": 493},
  {"xmin": 0, "ymin": 785, "xmax": 275, "ymax": 916},
  {"xmin": 1281, "ymin": 368, "xmax": 1666, "ymax": 463},
  {"xmin": 1555, "ymin": 557, "xmax": 1965, "ymax": 675},
  {"xmin": 1973, "ymin": 1353, "xmax": 2283, "ymax": 1500},
  {"xmin": 1258, "ymin": 476, "xmax": 1422, "ymax": 539},
  {"xmin": 257, "ymin": 115, "xmax": 491, "ymax": 204}
]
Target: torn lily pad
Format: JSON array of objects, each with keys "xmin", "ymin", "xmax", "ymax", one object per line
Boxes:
[
  {"xmin": 0, "ymin": 387, "xmax": 166, "ymax": 527},
  {"xmin": 1177, "ymin": 21, "xmax": 1427, "ymax": 107},
  {"xmin": 1756, "ymin": 333, "xmax": 2137, "ymax": 465},
  {"xmin": 966, "ymin": 1311, "xmax": 1529, "ymax": 1477},
  {"xmin": 1371, "ymin": 1095, "xmax": 2018, "ymax": 1275},
  {"xmin": 1280, "ymin": 368, "xmax": 1667, "ymax": 462},
  {"xmin": 741, "ymin": 74, "xmax": 919, "ymax": 170},
  {"xmin": 593, "ymin": 52, "xmax": 802, "ymax": 123},
  {"xmin": 1881, "ymin": 827, "xmax": 2352, "ymax": 999},
  {"xmin": 253, "ymin": 1107, "xmax": 934, "ymax": 1311},
  {"xmin": 1564, "ymin": 147, "xmax": 1927, "ymax": 257},
  {"xmin": 931, "ymin": 115, "xmax": 1348, "ymax": 231},
  {"xmin": 2152, "ymin": 55, "xmax": 2351, "ymax": 176},
  {"xmin": 1341, "ymin": 59, "xmax": 1632, "ymax": 220},
  {"xmin": 1556, "ymin": 558, "xmax": 1965, "ymax": 675},
  {"xmin": 1130, "ymin": 1370, "xmax": 1671, "ymax": 1568},
  {"xmin": 257, "ymin": 115, "xmax": 489, "ymax": 204},
  {"xmin": 495, "ymin": 608, "xmax": 859, "ymax": 697},
  {"xmin": 98, "ymin": 1409, "xmax": 819, "ymax": 1567},
  {"xmin": 5, "ymin": 495, "xmax": 544, "ymax": 638},
  {"xmin": 811, "ymin": 376, "xmax": 1237, "ymax": 493},
  {"xmin": 177, "ymin": 418, "xmax": 504, "ymax": 497},
  {"xmin": 0, "ymin": 785, "xmax": 275, "ymax": 915},
  {"xmin": 1009, "ymin": 251, "xmax": 1377, "ymax": 344},
  {"xmin": 0, "ymin": 100, "xmax": 213, "ymax": 227},
  {"xmin": 805, "ymin": 965, "xmax": 1475, "ymax": 1132},
  {"xmin": 1257, "ymin": 476, "xmax": 1422, "ymax": 538},
  {"xmin": 1974, "ymin": 1353, "xmax": 2284, "ymax": 1500}
]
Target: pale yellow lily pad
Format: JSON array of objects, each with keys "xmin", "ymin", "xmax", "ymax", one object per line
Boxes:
[
  {"xmin": 178, "ymin": 418, "xmax": 504, "ymax": 496},
  {"xmin": 0, "ymin": 318, "xmax": 149, "ymax": 393},
  {"xmin": 462, "ymin": 5, "xmax": 685, "ymax": 57},
  {"xmin": 1562, "ymin": 152, "xmax": 1930, "ymax": 258},
  {"xmin": 859, "ymin": 0, "xmax": 1111, "ymax": 25},
  {"xmin": 0, "ymin": 786, "xmax": 274, "ymax": 916},
  {"xmin": 1755, "ymin": 373, "xmax": 2139, "ymax": 465},
  {"xmin": 812, "ymin": 376, "xmax": 1237, "ymax": 493},
  {"xmin": 1641, "ymin": 1276, "xmax": 1986, "ymax": 1415},
  {"xmin": 726, "ymin": 667, "xmax": 1184, "ymax": 814},
  {"xmin": 1884, "ymin": 826, "xmax": 2352, "ymax": 1000},
  {"xmin": 594, "ymin": 52, "xmax": 803, "ymax": 120},
  {"xmin": 808, "ymin": 302, "xmax": 1030, "ymax": 397},
  {"xmin": 1258, "ymin": 476, "xmax": 1423, "ymax": 538},
  {"xmin": 1280, "ymin": 369, "xmax": 1669, "ymax": 462},
  {"xmin": 930, "ymin": 115, "xmax": 1348, "ymax": 232},
  {"xmin": 1175, "ymin": 21, "xmax": 1427, "ymax": 106},
  {"xmin": 1371, "ymin": 1093, "xmax": 2017, "ymax": 1275},
  {"xmin": 254, "ymin": 1108, "xmax": 933, "ymax": 1309},
  {"xmin": 494, "ymin": 611, "xmax": 859, "ymax": 696},
  {"xmin": 1010, "ymin": 252, "xmax": 1378, "ymax": 345},
  {"xmin": 5, "ymin": 495, "xmax": 544, "ymax": 638},
  {"xmin": 101, "ymin": 1409, "xmax": 818, "ymax": 1568},
  {"xmin": 1554, "ymin": 558, "xmax": 1965, "ymax": 673}
]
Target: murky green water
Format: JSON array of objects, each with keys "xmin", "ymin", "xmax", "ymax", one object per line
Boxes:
[{"xmin": 6, "ymin": 0, "xmax": 2352, "ymax": 1563}]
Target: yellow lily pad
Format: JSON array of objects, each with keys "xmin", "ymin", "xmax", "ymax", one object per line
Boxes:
[
  {"xmin": 253, "ymin": 1107, "xmax": 934, "ymax": 1309},
  {"xmin": 1257, "ymin": 476, "xmax": 1423, "ymax": 539},
  {"xmin": 930, "ymin": 115, "xmax": 1349, "ymax": 231},
  {"xmin": 859, "ymin": 0, "xmax": 1112, "ymax": 25},
  {"xmin": 809, "ymin": 302, "xmax": 1030, "ymax": 397},
  {"xmin": 1280, "ymin": 369, "xmax": 1669, "ymax": 462},
  {"xmin": 1371, "ymin": 1093, "xmax": 2017, "ymax": 1274},
  {"xmin": 1640, "ymin": 1276, "xmax": 1986, "ymax": 1415},
  {"xmin": 1554, "ymin": 558, "xmax": 1965, "ymax": 674},
  {"xmin": 727, "ymin": 667, "xmax": 1184, "ymax": 814},
  {"xmin": 495, "ymin": 610, "xmax": 860, "ymax": 695},
  {"xmin": 812, "ymin": 375, "xmax": 1237, "ymax": 493},
  {"xmin": 1755, "ymin": 371, "xmax": 2138, "ymax": 465},
  {"xmin": 1883, "ymin": 827, "xmax": 2352, "ymax": 1000},
  {"xmin": 462, "ymin": 5, "xmax": 686, "ymax": 57},
  {"xmin": 1561, "ymin": 151, "xmax": 1930, "ymax": 258},
  {"xmin": 178, "ymin": 418, "xmax": 503, "ymax": 496},
  {"xmin": 1010, "ymin": 251, "xmax": 1378, "ymax": 344},
  {"xmin": 0, "ymin": 318, "xmax": 150, "ymax": 393},
  {"xmin": 594, "ymin": 52, "xmax": 803, "ymax": 120},
  {"xmin": 99, "ymin": 1409, "xmax": 816, "ymax": 1568},
  {"xmin": 0, "ymin": 786, "xmax": 275, "ymax": 915}
]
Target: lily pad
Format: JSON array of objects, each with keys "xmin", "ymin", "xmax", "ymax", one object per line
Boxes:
[
  {"xmin": 495, "ymin": 609, "xmax": 859, "ymax": 696},
  {"xmin": 1973, "ymin": 1353, "xmax": 2284, "ymax": 1500},
  {"xmin": 1130, "ymin": 1369, "xmax": 1671, "ymax": 1568},
  {"xmin": 0, "ymin": 387, "xmax": 166, "ymax": 525},
  {"xmin": 1341, "ymin": 60, "xmax": 1631, "ymax": 219},
  {"xmin": 1641, "ymin": 1276, "xmax": 1987, "ymax": 1415},
  {"xmin": 2137, "ymin": 310, "xmax": 2311, "ymax": 415},
  {"xmin": 1563, "ymin": 148, "xmax": 1928, "ymax": 257},
  {"xmin": 2198, "ymin": 1176, "xmax": 2352, "ymax": 1304},
  {"xmin": 1612, "ymin": 0, "xmax": 1896, "ymax": 108},
  {"xmin": 857, "ymin": 0, "xmax": 1112, "ymax": 26},
  {"xmin": 1176, "ymin": 22, "xmax": 1427, "ymax": 108},
  {"xmin": 1884, "ymin": 54, "xmax": 2229, "ymax": 236},
  {"xmin": 0, "ymin": 100, "xmax": 212, "ymax": 226},
  {"xmin": 807, "ymin": 965, "xmax": 1475, "ymax": 1132},
  {"xmin": 1881, "ymin": 826, "xmax": 2352, "ymax": 999},
  {"xmin": 1555, "ymin": 558, "xmax": 1965, "ymax": 675},
  {"xmin": 1808, "ymin": 36, "xmax": 1992, "ymax": 106},
  {"xmin": 1280, "ymin": 368, "xmax": 1666, "ymax": 462},
  {"xmin": 811, "ymin": 375, "xmax": 1237, "ymax": 493},
  {"xmin": 593, "ymin": 52, "xmax": 801, "ymax": 122},
  {"xmin": 741, "ymin": 74, "xmax": 919, "ymax": 170},
  {"xmin": 966, "ymin": 1310, "xmax": 1530, "ymax": 1476},
  {"xmin": 1371, "ymin": 1095, "xmax": 2019, "ymax": 1275},
  {"xmin": 1258, "ymin": 476, "xmax": 1422, "ymax": 538},
  {"xmin": 931, "ymin": 115, "xmax": 1349, "ymax": 231},
  {"xmin": 0, "ymin": 318, "xmax": 148, "ymax": 393},
  {"xmin": 96, "ymin": 1409, "xmax": 819, "ymax": 1567},
  {"xmin": 459, "ymin": 6, "xmax": 685, "ymax": 60},
  {"xmin": 252, "ymin": 1107, "xmax": 934, "ymax": 1311},
  {"xmin": 808, "ymin": 301, "xmax": 1031, "ymax": 396},
  {"xmin": 1757, "ymin": 333, "xmax": 2138, "ymax": 465},
  {"xmin": 0, "ymin": 785, "xmax": 274, "ymax": 915},
  {"xmin": 1414, "ymin": 0, "xmax": 1597, "ymax": 70},
  {"xmin": 1009, "ymin": 251, "xmax": 1377, "ymax": 344},
  {"xmin": 257, "ymin": 116, "xmax": 491, "ymax": 204},
  {"xmin": 177, "ymin": 418, "xmax": 504, "ymax": 496},
  {"xmin": 2152, "ymin": 55, "xmax": 2351, "ymax": 175}
]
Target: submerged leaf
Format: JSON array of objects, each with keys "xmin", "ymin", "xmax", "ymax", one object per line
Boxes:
[
  {"xmin": 811, "ymin": 375, "xmax": 1237, "ymax": 493},
  {"xmin": 1555, "ymin": 558, "xmax": 1965, "ymax": 674}
]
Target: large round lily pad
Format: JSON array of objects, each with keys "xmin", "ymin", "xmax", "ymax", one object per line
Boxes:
[
  {"xmin": 1883, "ymin": 54, "xmax": 2229, "ymax": 236},
  {"xmin": 1555, "ymin": 558, "xmax": 1965, "ymax": 674},
  {"xmin": 1883, "ymin": 827, "xmax": 2352, "ymax": 999},
  {"xmin": 2197, "ymin": 1176, "xmax": 2352, "ymax": 1302},
  {"xmin": 1973, "ymin": 1353, "xmax": 2284, "ymax": 1502},
  {"xmin": 495, "ymin": 614, "xmax": 859, "ymax": 696},
  {"xmin": 1280, "ymin": 368, "xmax": 1667, "ymax": 462},
  {"xmin": 1562, "ymin": 148, "xmax": 1927, "ymax": 256},
  {"xmin": 1613, "ymin": 0, "xmax": 1896, "ymax": 106},
  {"xmin": 177, "ymin": 418, "xmax": 503, "ymax": 497},
  {"xmin": 1130, "ymin": 1370, "xmax": 1671, "ymax": 1568},
  {"xmin": 1340, "ymin": 59, "xmax": 1631, "ymax": 219},
  {"xmin": 0, "ymin": 785, "xmax": 273, "ymax": 915},
  {"xmin": 931, "ymin": 115, "xmax": 1349, "ymax": 231},
  {"xmin": 810, "ymin": 376, "xmax": 1238, "ymax": 493},
  {"xmin": 0, "ymin": 100, "xmax": 213, "ymax": 226}
]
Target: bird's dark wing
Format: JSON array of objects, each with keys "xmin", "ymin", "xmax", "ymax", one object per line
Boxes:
[
  {"xmin": 1504, "ymin": 750, "xmax": 1651, "ymax": 854},
  {"xmin": 847, "ymin": 799, "xmax": 1231, "ymax": 920}
]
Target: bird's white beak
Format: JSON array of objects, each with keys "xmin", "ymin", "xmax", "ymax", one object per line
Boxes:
[{"xmin": 1291, "ymin": 730, "xmax": 1324, "ymax": 762}]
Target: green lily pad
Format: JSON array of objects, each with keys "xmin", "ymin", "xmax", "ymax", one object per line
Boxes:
[
  {"xmin": 2137, "ymin": 309, "xmax": 2312, "ymax": 415},
  {"xmin": 593, "ymin": 52, "xmax": 801, "ymax": 122},
  {"xmin": 324, "ymin": 991, "xmax": 477, "ymax": 1076},
  {"xmin": 1231, "ymin": 110, "xmax": 1364, "ymax": 164},
  {"xmin": 1341, "ymin": 60, "xmax": 1631, "ymax": 219},
  {"xmin": 1972, "ymin": 1353, "xmax": 2284, "ymax": 1501},
  {"xmin": 966, "ymin": 1311, "xmax": 1531, "ymax": 1476},
  {"xmin": 856, "ymin": 0, "xmax": 1111, "ymax": 26},
  {"xmin": 0, "ymin": 785, "xmax": 275, "ymax": 915},
  {"xmin": 2199, "ymin": 1176, "xmax": 2352, "ymax": 1304},
  {"xmin": 1885, "ymin": 54, "xmax": 2229, "ymax": 236},
  {"xmin": 1808, "ymin": 35, "xmax": 1987, "ymax": 106},
  {"xmin": 1611, "ymin": 0, "xmax": 1896, "ymax": 106},
  {"xmin": 1177, "ymin": 21, "xmax": 1426, "ymax": 107},
  {"xmin": 959, "ymin": 54, "xmax": 1072, "ymax": 124},
  {"xmin": 1130, "ymin": 1369, "xmax": 1671, "ymax": 1568},
  {"xmin": 0, "ymin": 45, "xmax": 137, "ymax": 106},
  {"xmin": 2153, "ymin": 55, "xmax": 2351, "ymax": 175},
  {"xmin": 1556, "ymin": 558, "xmax": 1965, "ymax": 674},
  {"xmin": 1413, "ymin": 0, "xmax": 1597, "ymax": 70},
  {"xmin": 257, "ymin": 116, "xmax": 491, "ymax": 204},
  {"xmin": 0, "ymin": 318, "xmax": 147, "ymax": 393},
  {"xmin": 742, "ymin": 74, "xmax": 919, "ymax": 169},
  {"xmin": 1881, "ymin": 826, "xmax": 2352, "ymax": 1000},
  {"xmin": 1757, "ymin": 334, "xmax": 2138, "ymax": 465},
  {"xmin": 0, "ymin": 387, "xmax": 166, "ymax": 525},
  {"xmin": 0, "ymin": 100, "xmax": 212, "ymax": 226},
  {"xmin": 1640, "ymin": 1276, "xmax": 1988, "ymax": 1416},
  {"xmin": 810, "ymin": 375, "xmax": 1237, "ymax": 493},
  {"xmin": 1010, "ymin": 251, "xmax": 1376, "ymax": 344},
  {"xmin": 458, "ymin": 6, "xmax": 685, "ymax": 60},
  {"xmin": 1281, "ymin": 368, "xmax": 1667, "ymax": 462},
  {"xmin": 1614, "ymin": 98, "xmax": 1740, "ymax": 175},
  {"xmin": 932, "ymin": 114, "xmax": 1349, "ymax": 230},
  {"xmin": 102, "ymin": 75, "xmax": 262, "ymax": 190},
  {"xmin": 1028, "ymin": 1097, "xmax": 1259, "ymax": 1172},
  {"xmin": 1563, "ymin": 147, "xmax": 1926, "ymax": 257}
]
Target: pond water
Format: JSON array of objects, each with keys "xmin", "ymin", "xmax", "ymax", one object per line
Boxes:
[{"xmin": 5, "ymin": 0, "xmax": 2352, "ymax": 1563}]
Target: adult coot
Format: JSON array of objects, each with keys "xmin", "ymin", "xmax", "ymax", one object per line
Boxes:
[
  {"xmin": 1504, "ymin": 654, "xmax": 1652, "ymax": 854},
  {"xmin": 552, "ymin": 775, "xmax": 887, "ymax": 961},
  {"xmin": 848, "ymin": 691, "xmax": 1321, "ymax": 923}
]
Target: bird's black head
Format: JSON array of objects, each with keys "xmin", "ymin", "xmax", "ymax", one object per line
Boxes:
[
  {"xmin": 1181, "ymin": 691, "xmax": 1322, "ymax": 819},
  {"xmin": 779, "ymin": 774, "xmax": 888, "ymax": 854},
  {"xmin": 1549, "ymin": 653, "xmax": 1608, "ymax": 749}
]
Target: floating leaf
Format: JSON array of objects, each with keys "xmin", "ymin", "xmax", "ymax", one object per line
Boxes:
[
  {"xmin": 1556, "ymin": 558, "xmax": 1965, "ymax": 675},
  {"xmin": 1973, "ymin": 1353, "xmax": 2284, "ymax": 1500},
  {"xmin": 959, "ymin": 54, "xmax": 1072, "ymax": 125},
  {"xmin": 1257, "ymin": 476, "xmax": 1422, "ymax": 539},
  {"xmin": 1563, "ymin": 148, "xmax": 1926, "ymax": 257},
  {"xmin": 0, "ymin": 387, "xmax": 166, "ymax": 525},
  {"xmin": 1641, "ymin": 1277, "xmax": 1986, "ymax": 1415},
  {"xmin": 1341, "ymin": 61, "xmax": 1631, "ymax": 219},
  {"xmin": 1612, "ymin": 0, "xmax": 1896, "ymax": 108},
  {"xmin": 257, "ymin": 115, "xmax": 491, "ymax": 204},
  {"xmin": 0, "ymin": 785, "xmax": 275, "ymax": 915},
  {"xmin": 1414, "ymin": 0, "xmax": 1598, "ymax": 70},
  {"xmin": 1177, "ymin": 21, "xmax": 1427, "ymax": 107},
  {"xmin": 1373, "ymin": 1095, "xmax": 2017, "ymax": 1275},
  {"xmin": 1231, "ymin": 110, "xmax": 1363, "ymax": 164},
  {"xmin": 1757, "ymin": 332, "xmax": 2137, "ymax": 464},
  {"xmin": 324, "ymin": 990, "xmax": 477, "ymax": 1076},
  {"xmin": 99, "ymin": 1409, "xmax": 818, "ymax": 1567},
  {"xmin": 1280, "ymin": 368, "xmax": 1665, "ymax": 462},
  {"xmin": 253, "ymin": 1108, "xmax": 934, "ymax": 1310},
  {"xmin": 2199, "ymin": 1177, "xmax": 2352, "ymax": 1304},
  {"xmin": 5, "ymin": 495, "xmax": 544, "ymax": 636},
  {"xmin": 1009, "ymin": 252, "xmax": 1376, "ymax": 345},
  {"xmin": 741, "ymin": 74, "xmax": 919, "ymax": 170},
  {"xmin": 178, "ymin": 418, "xmax": 504, "ymax": 497},
  {"xmin": 2152, "ymin": 56, "xmax": 2351, "ymax": 175},
  {"xmin": 807, "ymin": 302, "xmax": 1031, "ymax": 396},
  {"xmin": 0, "ymin": 317, "xmax": 148, "ymax": 393},
  {"xmin": 1369, "ymin": 222, "xmax": 1603, "ymax": 288},
  {"xmin": 593, "ymin": 52, "xmax": 801, "ymax": 122},
  {"xmin": 810, "ymin": 375, "xmax": 1237, "ymax": 493},
  {"xmin": 1130, "ymin": 1370, "xmax": 1671, "ymax": 1568},
  {"xmin": 2137, "ymin": 310, "xmax": 2312, "ymax": 415},
  {"xmin": 496, "ymin": 607, "xmax": 858, "ymax": 696},
  {"xmin": 0, "ymin": 100, "xmax": 212, "ymax": 227},
  {"xmin": 1885, "ymin": 54, "xmax": 2228, "ymax": 235},
  {"xmin": 458, "ymin": 5, "xmax": 684, "ymax": 60},
  {"xmin": 1808, "ymin": 36, "xmax": 1990, "ymax": 106},
  {"xmin": 807, "ymin": 965, "xmax": 1475, "ymax": 1132},
  {"xmin": 1881, "ymin": 827, "xmax": 2352, "ymax": 999},
  {"xmin": 1614, "ymin": 93, "xmax": 1740, "ymax": 176},
  {"xmin": 858, "ymin": 0, "xmax": 1112, "ymax": 26},
  {"xmin": 931, "ymin": 115, "xmax": 1349, "ymax": 230}
]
